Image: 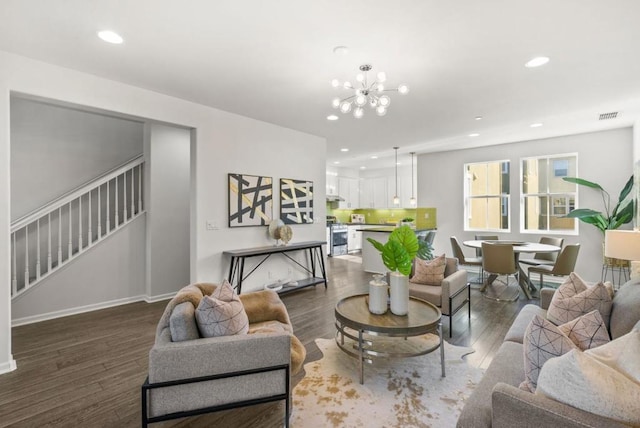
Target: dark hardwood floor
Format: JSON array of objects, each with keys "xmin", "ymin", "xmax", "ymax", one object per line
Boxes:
[{"xmin": 1, "ymin": 257, "xmax": 528, "ymax": 427}]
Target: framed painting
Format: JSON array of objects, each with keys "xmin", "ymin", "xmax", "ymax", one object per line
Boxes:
[
  {"xmin": 280, "ymin": 178, "xmax": 313, "ymax": 224},
  {"xmin": 228, "ymin": 173, "xmax": 273, "ymax": 227}
]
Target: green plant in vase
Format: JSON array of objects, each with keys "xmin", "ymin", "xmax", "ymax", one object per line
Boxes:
[{"xmin": 367, "ymin": 225, "xmax": 420, "ymax": 315}]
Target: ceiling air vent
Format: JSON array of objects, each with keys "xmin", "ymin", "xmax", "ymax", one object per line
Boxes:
[{"xmin": 599, "ymin": 112, "xmax": 618, "ymax": 120}]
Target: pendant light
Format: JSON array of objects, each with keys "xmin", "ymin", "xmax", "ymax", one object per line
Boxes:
[
  {"xmin": 393, "ymin": 147, "xmax": 400, "ymax": 205},
  {"xmin": 409, "ymin": 152, "xmax": 417, "ymax": 206}
]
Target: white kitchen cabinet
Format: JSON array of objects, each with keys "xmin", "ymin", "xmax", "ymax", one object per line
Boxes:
[
  {"xmin": 347, "ymin": 225, "xmax": 362, "ymax": 252},
  {"xmin": 387, "ymin": 170, "xmax": 416, "ymax": 208},
  {"xmin": 338, "ymin": 177, "xmax": 359, "ymax": 209},
  {"xmin": 360, "ymin": 177, "xmax": 388, "ymax": 208}
]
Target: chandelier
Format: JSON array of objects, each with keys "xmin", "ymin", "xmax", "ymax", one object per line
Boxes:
[{"xmin": 331, "ymin": 64, "xmax": 409, "ymax": 118}]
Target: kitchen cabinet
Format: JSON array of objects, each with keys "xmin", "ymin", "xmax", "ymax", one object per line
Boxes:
[
  {"xmin": 347, "ymin": 225, "xmax": 362, "ymax": 252},
  {"xmin": 387, "ymin": 170, "xmax": 416, "ymax": 208},
  {"xmin": 338, "ymin": 177, "xmax": 359, "ymax": 209},
  {"xmin": 360, "ymin": 177, "xmax": 388, "ymax": 208}
]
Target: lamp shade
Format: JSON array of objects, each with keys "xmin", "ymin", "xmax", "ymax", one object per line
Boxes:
[{"xmin": 604, "ymin": 230, "xmax": 640, "ymax": 260}]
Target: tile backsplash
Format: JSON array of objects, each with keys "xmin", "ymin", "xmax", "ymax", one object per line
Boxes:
[{"xmin": 326, "ymin": 205, "xmax": 437, "ymax": 229}]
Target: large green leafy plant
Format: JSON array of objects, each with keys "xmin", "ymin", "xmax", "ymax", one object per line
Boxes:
[
  {"xmin": 366, "ymin": 225, "xmax": 432, "ymax": 276},
  {"xmin": 563, "ymin": 175, "xmax": 635, "ymax": 234}
]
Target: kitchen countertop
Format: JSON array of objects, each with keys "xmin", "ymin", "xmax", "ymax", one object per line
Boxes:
[{"xmin": 357, "ymin": 227, "xmax": 435, "ymax": 233}]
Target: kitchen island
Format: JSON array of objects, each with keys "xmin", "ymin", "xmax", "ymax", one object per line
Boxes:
[{"xmin": 360, "ymin": 227, "xmax": 434, "ymax": 273}]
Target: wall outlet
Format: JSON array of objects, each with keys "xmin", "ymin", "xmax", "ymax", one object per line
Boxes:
[
  {"xmin": 206, "ymin": 220, "xmax": 218, "ymax": 230},
  {"xmin": 424, "ymin": 213, "xmax": 429, "ymax": 219}
]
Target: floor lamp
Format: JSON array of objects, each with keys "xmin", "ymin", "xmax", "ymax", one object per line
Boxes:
[{"xmin": 604, "ymin": 230, "xmax": 640, "ymax": 287}]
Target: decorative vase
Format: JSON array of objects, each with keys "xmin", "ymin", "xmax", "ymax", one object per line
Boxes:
[
  {"xmin": 389, "ymin": 271, "xmax": 409, "ymax": 316},
  {"xmin": 368, "ymin": 274, "xmax": 388, "ymax": 314}
]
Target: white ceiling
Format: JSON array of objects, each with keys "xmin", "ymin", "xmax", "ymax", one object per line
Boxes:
[{"xmin": 2, "ymin": 0, "xmax": 640, "ymax": 169}]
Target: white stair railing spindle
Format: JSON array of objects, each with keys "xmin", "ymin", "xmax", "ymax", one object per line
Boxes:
[
  {"xmin": 115, "ymin": 175, "xmax": 119, "ymax": 227},
  {"xmin": 130, "ymin": 169, "xmax": 135, "ymax": 216},
  {"xmin": 123, "ymin": 172, "xmax": 128, "ymax": 221},
  {"xmin": 78, "ymin": 196, "xmax": 83, "ymax": 250},
  {"xmin": 12, "ymin": 233, "xmax": 17, "ymax": 295},
  {"xmin": 98, "ymin": 186, "xmax": 102, "ymax": 238},
  {"xmin": 106, "ymin": 181, "xmax": 111, "ymax": 232},
  {"xmin": 24, "ymin": 226, "xmax": 29, "ymax": 288},
  {"xmin": 36, "ymin": 220, "xmax": 41, "ymax": 280},
  {"xmin": 138, "ymin": 164, "xmax": 143, "ymax": 211},
  {"xmin": 47, "ymin": 213, "xmax": 52, "ymax": 272},
  {"xmin": 68, "ymin": 202, "xmax": 73, "ymax": 257},
  {"xmin": 58, "ymin": 207, "xmax": 62, "ymax": 264},
  {"xmin": 88, "ymin": 191, "xmax": 92, "ymax": 245}
]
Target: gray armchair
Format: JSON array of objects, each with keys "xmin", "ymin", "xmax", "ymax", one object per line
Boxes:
[
  {"xmin": 141, "ymin": 283, "xmax": 306, "ymax": 427},
  {"xmin": 409, "ymin": 257, "xmax": 470, "ymax": 337}
]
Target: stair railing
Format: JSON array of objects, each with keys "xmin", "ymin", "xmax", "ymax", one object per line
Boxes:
[{"xmin": 10, "ymin": 155, "xmax": 145, "ymax": 298}]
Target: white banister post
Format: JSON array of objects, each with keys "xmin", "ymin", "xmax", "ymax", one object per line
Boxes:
[
  {"xmin": 78, "ymin": 196, "xmax": 83, "ymax": 250},
  {"xmin": 57, "ymin": 207, "xmax": 62, "ymax": 264},
  {"xmin": 106, "ymin": 180, "xmax": 111, "ymax": 232},
  {"xmin": 68, "ymin": 202, "xmax": 73, "ymax": 257},
  {"xmin": 130, "ymin": 168, "xmax": 135, "ymax": 216},
  {"xmin": 88, "ymin": 190, "xmax": 92, "ymax": 245},
  {"xmin": 12, "ymin": 233, "xmax": 17, "ymax": 296},
  {"xmin": 138, "ymin": 164, "xmax": 143, "ymax": 211},
  {"xmin": 115, "ymin": 175, "xmax": 119, "ymax": 228},
  {"xmin": 47, "ymin": 213, "xmax": 52, "ymax": 272},
  {"xmin": 98, "ymin": 186, "xmax": 102, "ymax": 238},
  {"xmin": 123, "ymin": 172, "xmax": 128, "ymax": 221},
  {"xmin": 36, "ymin": 219, "xmax": 41, "ymax": 280},
  {"xmin": 24, "ymin": 225, "xmax": 29, "ymax": 288}
]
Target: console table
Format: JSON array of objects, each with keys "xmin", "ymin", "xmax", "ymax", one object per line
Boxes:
[{"xmin": 223, "ymin": 241, "xmax": 327, "ymax": 294}]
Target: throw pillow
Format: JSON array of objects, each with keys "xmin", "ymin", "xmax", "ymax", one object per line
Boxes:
[
  {"xmin": 411, "ymin": 254, "xmax": 446, "ymax": 286},
  {"xmin": 520, "ymin": 314, "xmax": 576, "ymax": 392},
  {"xmin": 536, "ymin": 327, "xmax": 640, "ymax": 425},
  {"xmin": 195, "ymin": 279, "xmax": 249, "ymax": 337},
  {"xmin": 547, "ymin": 272, "xmax": 612, "ymax": 326},
  {"xmin": 557, "ymin": 309, "xmax": 610, "ymax": 351}
]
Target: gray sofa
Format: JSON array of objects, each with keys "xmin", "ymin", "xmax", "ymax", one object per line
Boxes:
[
  {"xmin": 141, "ymin": 283, "xmax": 306, "ymax": 427},
  {"xmin": 457, "ymin": 278, "xmax": 640, "ymax": 428}
]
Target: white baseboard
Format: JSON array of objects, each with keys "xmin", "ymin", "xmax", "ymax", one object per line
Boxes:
[
  {"xmin": 143, "ymin": 292, "xmax": 176, "ymax": 303},
  {"xmin": 0, "ymin": 357, "xmax": 17, "ymax": 375}
]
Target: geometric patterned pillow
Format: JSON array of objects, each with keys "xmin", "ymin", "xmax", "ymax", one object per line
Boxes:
[
  {"xmin": 547, "ymin": 272, "xmax": 613, "ymax": 326},
  {"xmin": 195, "ymin": 280, "xmax": 249, "ymax": 337},
  {"xmin": 557, "ymin": 309, "xmax": 610, "ymax": 351},
  {"xmin": 520, "ymin": 315, "xmax": 577, "ymax": 392},
  {"xmin": 411, "ymin": 254, "xmax": 446, "ymax": 286}
]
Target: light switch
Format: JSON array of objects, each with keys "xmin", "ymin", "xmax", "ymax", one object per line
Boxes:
[{"xmin": 206, "ymin": 220, "xmax": 218, "ymax": 230}]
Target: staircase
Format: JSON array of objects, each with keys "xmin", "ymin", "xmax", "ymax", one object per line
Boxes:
[{"xmin": 11, "ymin": 156, "xmax": 145, "ymax": 299}]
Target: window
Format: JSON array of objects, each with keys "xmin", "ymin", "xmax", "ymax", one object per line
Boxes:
[
  {"xmin": 464, "ymin": 160, "xmax": 510, "ymax": 231},
  {"xmin": 521, "ymin": 154, "xmax": 577, "ymax": 234}
]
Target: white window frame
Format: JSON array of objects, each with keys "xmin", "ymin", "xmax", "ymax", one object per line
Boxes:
[
  {"xmin": 463, "ymin": 159, "xmax": 511, "ymax": 233},
  {"xmin": 519, "ymin": 153, "xmax": 578, "ymax": 235}
]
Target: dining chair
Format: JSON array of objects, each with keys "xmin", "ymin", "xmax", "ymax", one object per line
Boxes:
[
  {"xmin": 474, "ymin": 234, "xmax": 499, "ymax": 257},
  {"xmin": 519, "ymin": 236, "xmax": 564, "ymax": 266},
  {"xmin": 480, "ymin": 242, "xmax": 520, "ymax": 301},
  {"xmin": 450, "ymin": 236, "xmax": 483, "ymax": 283},
  {"xmin": 528, "ymin": 243, "xmax": 580, "ymax": 287}
]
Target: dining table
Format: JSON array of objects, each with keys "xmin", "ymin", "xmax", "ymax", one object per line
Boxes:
[{"xmin": 462, "ymin": 240, "xmax": 561, "ymax": 299}]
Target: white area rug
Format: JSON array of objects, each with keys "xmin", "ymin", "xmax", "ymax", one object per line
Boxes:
[
  {"xmin": 292, "ymin": 336, "xmax": 482, "ymax": 428},
  {"xmin": 334, "ymin": 255, "xmax": 363, "ymax": 264}
]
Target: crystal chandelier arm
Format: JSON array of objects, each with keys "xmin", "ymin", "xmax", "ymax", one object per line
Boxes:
[{"xmin": 338, "ymin": 94, "xmax": 357, "ymax": 102}]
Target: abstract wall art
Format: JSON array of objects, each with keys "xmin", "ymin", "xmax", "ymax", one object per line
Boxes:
[
  {"xmin": 228, "ymin": 173, "xmax": 273, "ymax": 227},
  {"xmin": 280, "ymin": 178, "xmax": 313, "ymax": 224}
]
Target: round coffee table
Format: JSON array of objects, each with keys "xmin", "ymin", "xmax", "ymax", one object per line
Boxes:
[{"xmin": 334, "ymin": 294, "xmax": 444, "ymax": 384}]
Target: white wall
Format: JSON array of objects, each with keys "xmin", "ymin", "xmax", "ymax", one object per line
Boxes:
[
  {"xmin": 146, "ymin": 123, "xmax": 191, "ymax": 297},
  {"xmin": 11, "ymin": 216, "xmax": 146, "ymax": 324},
  {"xmin": 10, "ymin": 97, "xmax": 143, "ymax": 220},
  {"xmin": 418, "ymin": 127, "xmax": 633, "ymax": 282},
  {"xmin": 0, "ymin": 50, "xmax": 326, "ymax": 374}
]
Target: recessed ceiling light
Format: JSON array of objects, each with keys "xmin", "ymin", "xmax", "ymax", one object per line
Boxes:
[
  {"xmin": 475, "ymin": 116, "xmax": 483, "ymax": 121},
  {"xmin": 333, "ymin": 46, "xmax": 349, "ymax": 56},
  {"xmin": 327, "ymin": 115, "xmax": 339, "ymax": 121},
  {"xmin": 371, "ymin": 155, "xmax": 378, "ymax": 159},
  {"xmin": 468, "ymin": 133, "xmax": 480, "ymax": 137},
  {"xmin": 97, "ymin": 30, "xmax": 124, "ymax": 44},
  {"xmin": 530, "ymin": 123, "xmax": 543, "ymax": 128},
  {"xmin": 334, "ymin": 161, "xmax": 340, "ymax": 164},
  {"xmin": 360, "ymin": 166, "xmax": 366, "ymax": 170},
  {"xmin": 525, "ymin": 56, "xmax": 550, "ymax": 68},
  {"xmin": 340, "ymin": 148, "xmax": 349, "ymax": 152}
]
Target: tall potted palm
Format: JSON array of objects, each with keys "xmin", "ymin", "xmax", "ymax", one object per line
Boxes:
[
  {"xmin": 366, "ymin": 225, "xmax": 431, "ymax": 315},
  {"xmin": 563, "ymin": 175, "xmax": 635, "ymax": 267}
]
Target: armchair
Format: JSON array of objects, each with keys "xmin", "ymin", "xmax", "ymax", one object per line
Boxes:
[
  {"xmin": 409, "ymin": 257, "xmax": 470, "ymax": 337},
  {"xmin": 141, "ymin": 283, "xmax": 306, "ymax": 427}
]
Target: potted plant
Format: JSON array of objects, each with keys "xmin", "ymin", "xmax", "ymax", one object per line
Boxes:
[
  {"xmin": 563, "ymin": 175, "xmax": 635, "ymax": 267},
  {"xmin": 366, "ymin": 225, "xmax": 425, "ymax": 315},
  {"xmin": 400, "ymin": 217, "xmax": 415, "ymax": 228}
]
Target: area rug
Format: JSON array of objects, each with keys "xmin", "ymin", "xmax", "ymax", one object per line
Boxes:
[
  {"xmin": 334, "ymin": 254, "xmax": 363, "ymax": 264},
  {"xmin": 291, "ymin": 336, "xmax": 482, "ymax": 428}
]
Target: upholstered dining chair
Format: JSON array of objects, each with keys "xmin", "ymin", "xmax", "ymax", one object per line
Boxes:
[
  {"xmin": 481, "ymin": 242, "xmax": 520, "ymax": 301},
  {"xmin": 450, "ymin": 236, "xmax": 483, "ymax": 283},
  {"xmin": 474, "ymin": 234, "xmax": 499, "ymax": 257},
  {"xmin": 528, "ymin": 243, "xmax": 580, "ymax": 287},
  {"xmin": 519, "ymin": 236, "xmax": 564, "ymax": 266}
]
